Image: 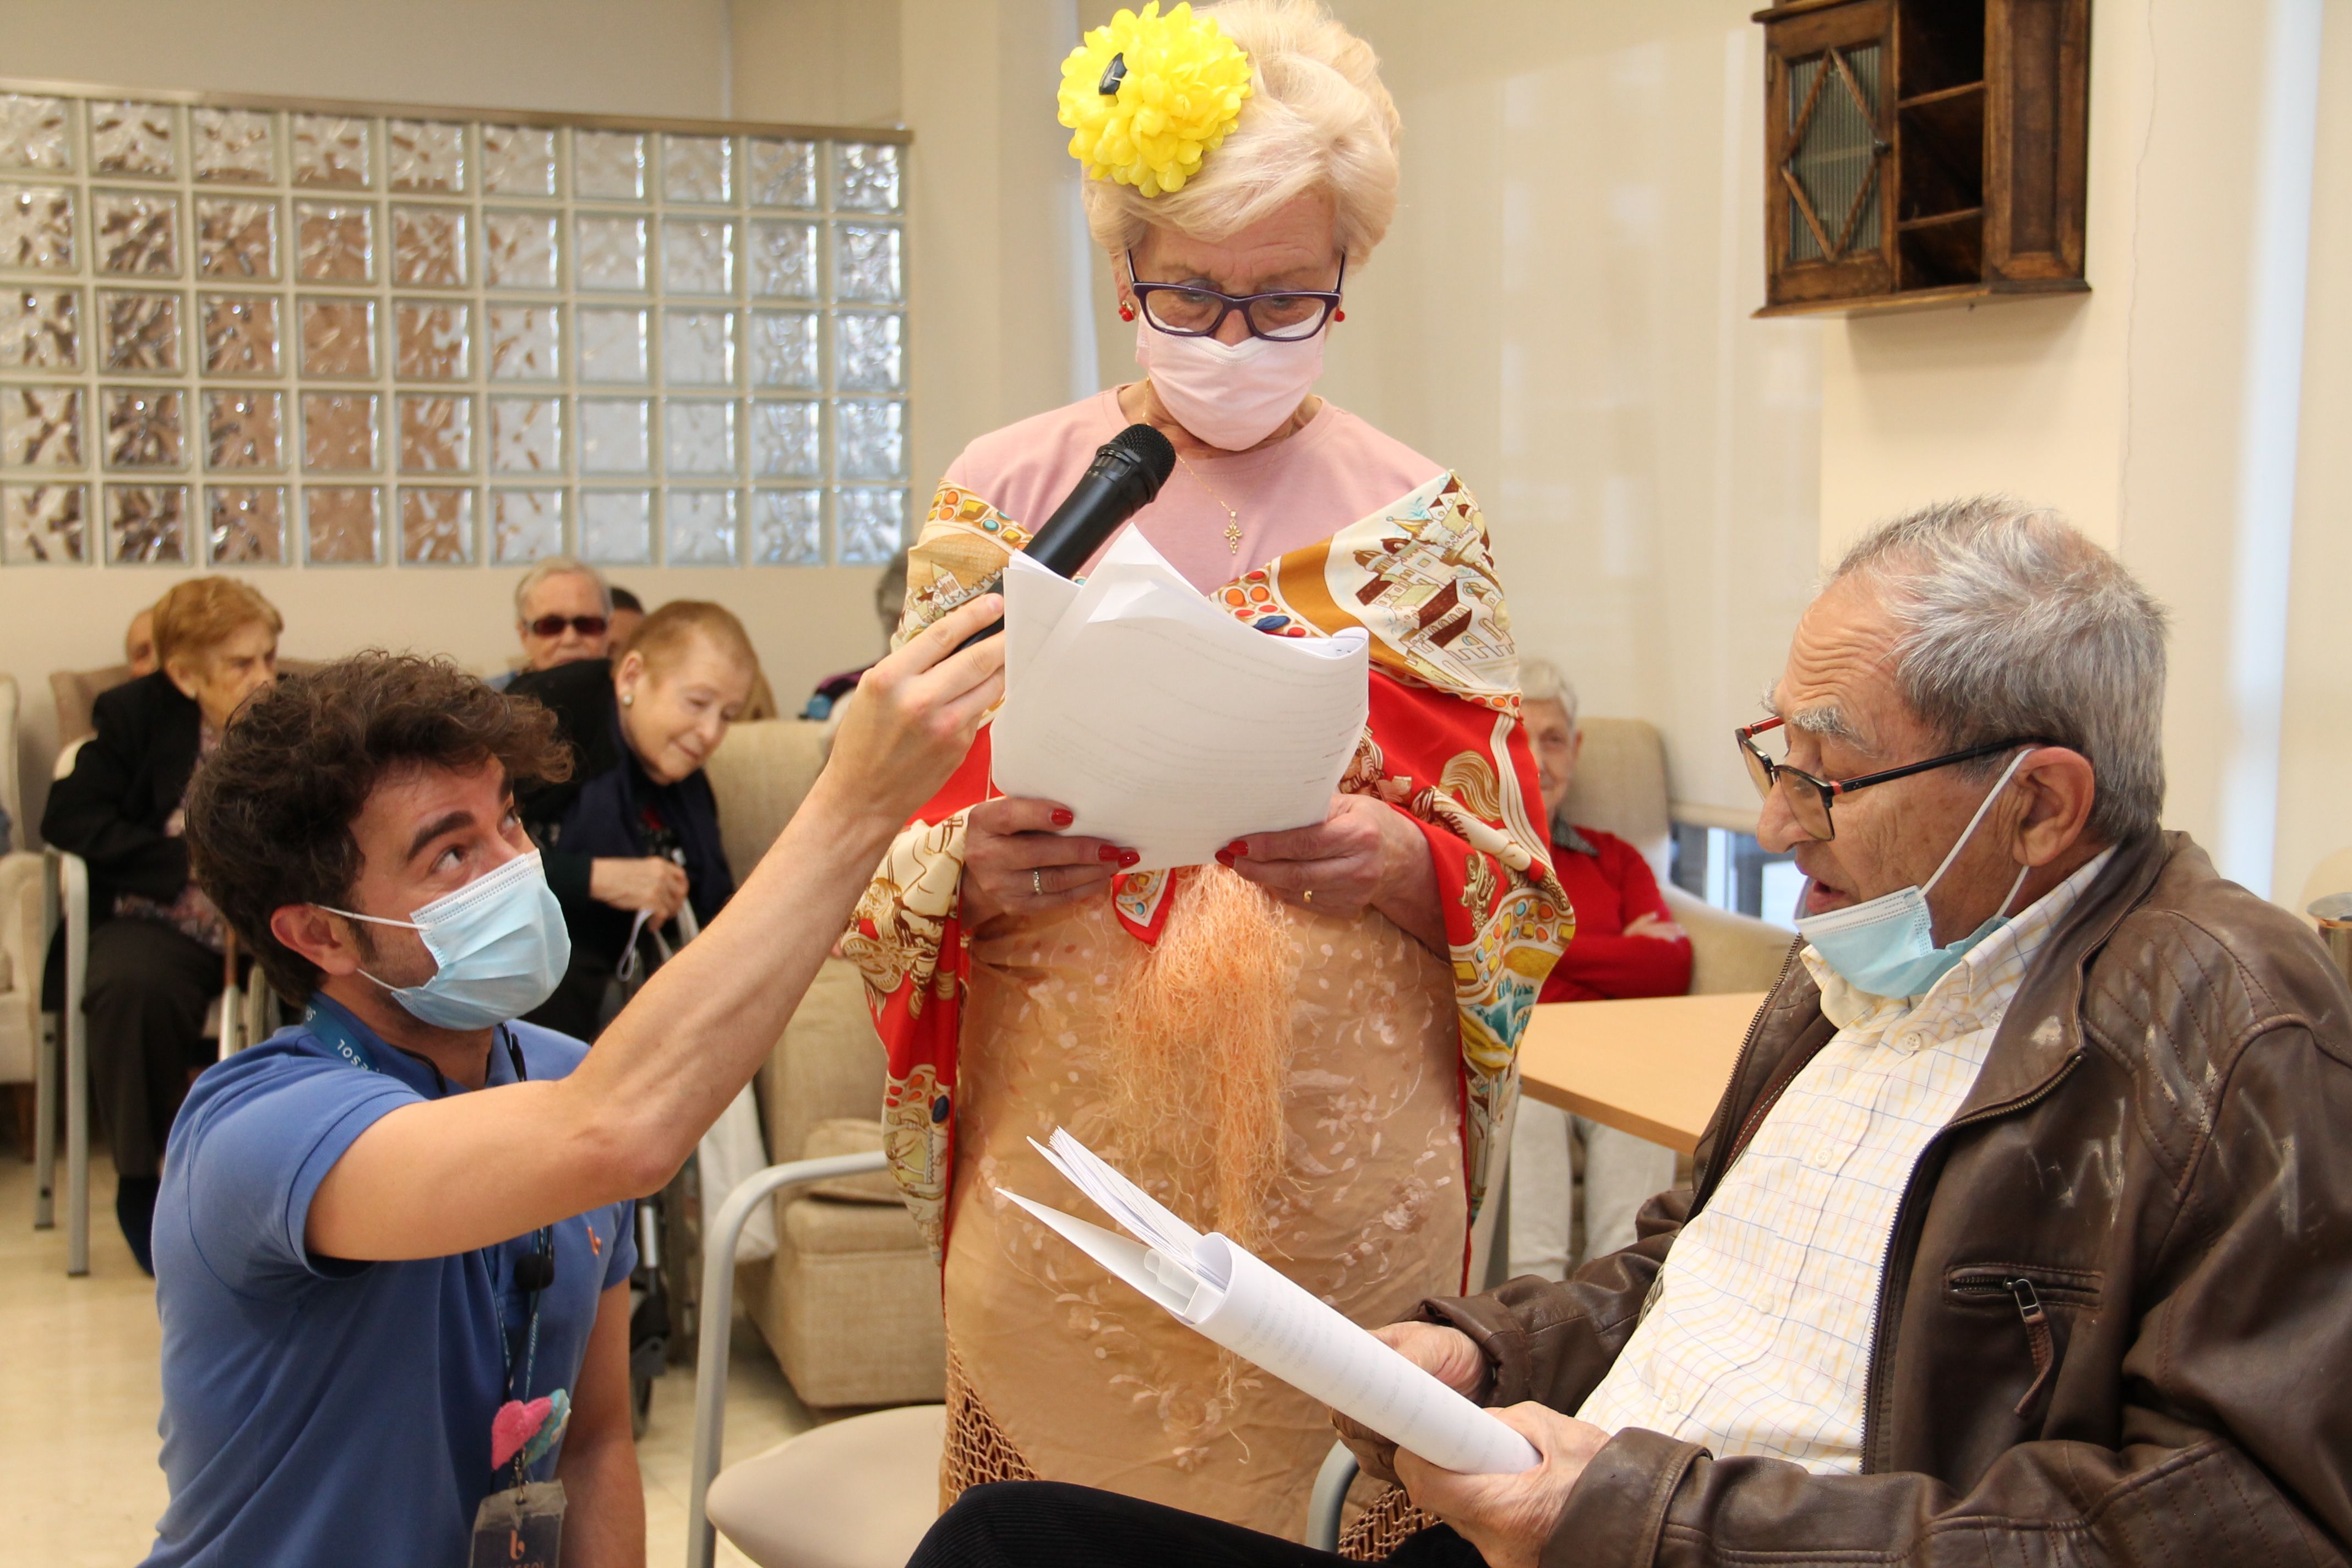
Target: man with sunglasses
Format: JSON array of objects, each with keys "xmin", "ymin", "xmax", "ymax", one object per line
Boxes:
[{"xmin": 489, "ymin": 557, "xmax": 614, "ymax": 692}]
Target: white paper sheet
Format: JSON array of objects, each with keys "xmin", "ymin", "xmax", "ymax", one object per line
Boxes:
[
  {"xmin": 989, "ymin": 530, "xmax": 1370, "ymax": 872},
  {"xmin": 1003, "ymin": 1130, "xmax": 1539, "ymax": 1477}
]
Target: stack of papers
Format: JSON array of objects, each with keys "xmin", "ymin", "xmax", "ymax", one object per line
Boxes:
[
  {"xmin": 989, "ymin": 530, "xmax": 1371, "ymax": 872},
  {"xmin": 1004, "ymin": 1129, "xmax": 1539, "ymax": 1476}
]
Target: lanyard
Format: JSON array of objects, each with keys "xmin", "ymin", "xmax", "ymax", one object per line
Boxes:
[{"xmin": 304, "ymin": 1004, "xmax": 557, "ymax": 1469}]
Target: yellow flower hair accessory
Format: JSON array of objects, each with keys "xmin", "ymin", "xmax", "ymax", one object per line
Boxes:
[{"xmin": 1058, "ymin": 2, "xmax": 1253, "ymax": 198}]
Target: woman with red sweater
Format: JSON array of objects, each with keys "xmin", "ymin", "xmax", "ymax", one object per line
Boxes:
[{"xmin": 1511, "ymin": 662, "xmax": 1692, "ymax": 1275}]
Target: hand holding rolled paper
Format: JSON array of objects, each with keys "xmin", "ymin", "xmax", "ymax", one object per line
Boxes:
[{"xmin": 1000, "ymin": 1129, "xmax": 1540, "ymax": 1477}]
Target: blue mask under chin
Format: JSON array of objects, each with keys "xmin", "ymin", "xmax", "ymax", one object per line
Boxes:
[{"xmin": 1794, "ymin": 750, "xmax": 2033, "ymax": 1001}]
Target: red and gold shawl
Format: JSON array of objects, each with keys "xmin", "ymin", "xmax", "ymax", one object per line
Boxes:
[{"xmin": 843, "ymin": 470, "xmax": 1571, "ymax": 1262}]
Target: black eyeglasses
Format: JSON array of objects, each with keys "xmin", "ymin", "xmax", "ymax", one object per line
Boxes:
[
  {"xmin": 526, "ymin": 614, "xmax": 608, "ymax": 639},
  {"xmin": 1125, "ymin": 250, "xmax": 1347, "ymax": 342},
  {"xmin": 1735, "ymin": 716, "xmax": 2047, "ymax": 841}
]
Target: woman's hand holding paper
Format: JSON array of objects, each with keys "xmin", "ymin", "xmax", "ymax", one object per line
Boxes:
[
  {"xmin": 963, "ymin": 797, "xmax": 1137, "ymax": 925},
  {"xmin": 1392, "ymin": 1402, "xmax": 1610, "ymax": 1568},
  {"xmin": 1330, "ymin": 1321, "xmax": 1490, "ymax": 1482},
  {"xmin": 1219, "ymin": 793, "xmax": 1445, "ymax": 951}
]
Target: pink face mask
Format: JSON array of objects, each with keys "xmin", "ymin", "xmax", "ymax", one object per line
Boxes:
[{"xmin": 1134, "ymin": 317, "xmax": 1327, "ymax": 452}]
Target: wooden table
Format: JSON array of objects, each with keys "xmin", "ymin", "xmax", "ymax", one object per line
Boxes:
[{"xmin": 1515, "ymin": 992, "xmax": 1770, "ymax": 1155}]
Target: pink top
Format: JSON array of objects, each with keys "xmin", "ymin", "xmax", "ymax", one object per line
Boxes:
[{"xmin": 940, "ymin": 387, "xmax": 1445, "ymax": 594}]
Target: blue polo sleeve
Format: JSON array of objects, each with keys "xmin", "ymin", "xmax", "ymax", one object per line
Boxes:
[
  {"xmin": 170, "ymin": 1052, "xmax": 421, "ymax": 1294},
  {"xmin": 604, "ymin": 1200, "xmax": 639, "ymax": 1291}
]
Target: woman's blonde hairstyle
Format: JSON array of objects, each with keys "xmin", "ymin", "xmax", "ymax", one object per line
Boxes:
[
  {"xmin": 1081, "ymin": 0, "xmax": 1401, "ymax": 267},
  {"xmin": 151, "ymin": 576, "xmax": 282, "ymax": 674},
  {"xmin": 627, "ymin": 600, "xmax": 761, "ymax": 683}
]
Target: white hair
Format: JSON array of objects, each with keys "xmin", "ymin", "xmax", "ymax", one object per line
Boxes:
[
  {"xmin": 1831, "ymin": 497, "xmax": 2170, "ymax": 845},
  {"xmin": 1080, "ymin": 0, "xmax": 1401, "ymax": 266},
  {"xmin": 513, "ymin": 556, "xmax": 611, "ymax": 620},
  {"xmin": 1518, "ymin": 658, "xmax": 1580, "ymax": 729}
]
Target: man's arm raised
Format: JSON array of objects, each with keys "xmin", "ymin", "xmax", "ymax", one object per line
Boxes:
[{"xmin": 305, "ymin": 596, "xmax": 1006, "ymax": 1261}]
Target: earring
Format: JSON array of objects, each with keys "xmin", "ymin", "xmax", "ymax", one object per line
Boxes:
[
  {"xmin": 621, "ymin": 692, "xmax": 634, "ymax": 707},
  {"xmin": 1119, "ymin": 302, "xmax": 1136, "ymax": 322},
  {"xmin": 1333, "ymin": 308, "xmax": 1346, "ymax": 323}
]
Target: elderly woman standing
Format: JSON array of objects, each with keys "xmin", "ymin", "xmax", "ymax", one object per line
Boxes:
[
  {"xmin": 42, "ymin": 576, "xmax": 281, "ymax": 1273},
  {"xmin": 509, "ymin": 600, "xmax": 761, "ymax": 1040},
  {"xmin": 846, "ymin": 0, "xmax": 1568, "ymax": 1537}
]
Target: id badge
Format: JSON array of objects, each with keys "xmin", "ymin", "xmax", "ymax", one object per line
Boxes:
[{"xmin": 469, "ymin": 1480, "xmax": 567, "ymax": 1567}]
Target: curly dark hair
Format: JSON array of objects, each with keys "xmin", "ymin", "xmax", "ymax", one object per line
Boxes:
[{"xmin": 185, "ymin": 654, "xmax": 573, "ymax": 1005}]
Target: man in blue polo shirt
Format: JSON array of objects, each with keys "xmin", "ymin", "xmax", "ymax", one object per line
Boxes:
[{"xmin": 144, "ymin": 596, "xmax": 1005, "ymax": 1566}]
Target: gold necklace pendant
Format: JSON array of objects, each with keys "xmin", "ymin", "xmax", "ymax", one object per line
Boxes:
[{"xmin": 1177, "ymin": 453, "xmax": 1245, "ymax": 555}]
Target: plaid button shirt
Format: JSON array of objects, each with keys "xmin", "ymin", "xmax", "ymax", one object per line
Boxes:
[{"xmin": 1576, "ymin": 849, "xmax": 2116, "ymax": 1472}]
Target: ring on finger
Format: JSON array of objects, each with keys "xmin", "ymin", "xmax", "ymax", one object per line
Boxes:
[{"xmin": 1032, "ymin": 868, "xmax": 1044, "ymax": 896}]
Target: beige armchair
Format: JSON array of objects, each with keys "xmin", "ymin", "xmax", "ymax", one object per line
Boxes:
[
  {"xmin": 1561, "ymin": 716, "xmax": 1794, "ymax": 995},
  {"xmin": 1, "ymin": 675, "xmax": 43, "ymax": 1152},
  {"xmin": 701, "ymin": 718, "xmax": 946, "ymax": 1409},
  {"xmin": 49, "ymin": 663, "xmax": 133, "ymax": 749}
]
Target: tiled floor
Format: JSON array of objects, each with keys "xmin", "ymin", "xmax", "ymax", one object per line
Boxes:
[{"xmin": 0, "ymin": 1149, "xmax": 810, "ymax": 1567}]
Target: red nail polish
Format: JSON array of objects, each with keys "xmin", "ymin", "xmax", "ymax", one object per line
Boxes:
[
  {"xmin": 1050, "ymin": 808, "xmax": 1074, "ymax": 827},
  {"xmin": 1098, "ymin": 845, "xmax": 1120, "ymax": 862},
  {"xmin": 1224, "ymin": 840, "xmax": 1249, "ymax": 857},
  {"xmin": 1118, "ymin": 850, "xmax": 1141, "ymax": 868},
  {"xmin": 1214, "ymin": 850, "xmax": 1234, "ymax": 868}
]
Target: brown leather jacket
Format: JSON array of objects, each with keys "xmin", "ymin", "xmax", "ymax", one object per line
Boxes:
[{"xmin": 1422, "ymin": 832, "xmax": 2352, "ymax": 1565}]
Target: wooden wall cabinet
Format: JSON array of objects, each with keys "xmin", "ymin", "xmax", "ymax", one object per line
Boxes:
[{"xmin": 1755, "ymin": 0, "xmax": 2090, "ymax": 316}]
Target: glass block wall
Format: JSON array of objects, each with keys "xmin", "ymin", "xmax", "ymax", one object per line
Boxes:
[{"xmin": 0, "ymin": 86, "xmax": 910, "ymax": 570}]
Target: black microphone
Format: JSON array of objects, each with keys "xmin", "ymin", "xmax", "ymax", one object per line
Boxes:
[
  {"xmin": 954, "ymin": 422, "xmax": 1177, "ymax": 651},
  {"xmin": 514, "ymin": 1248, "xmax": 554, "ymax": 1293}
]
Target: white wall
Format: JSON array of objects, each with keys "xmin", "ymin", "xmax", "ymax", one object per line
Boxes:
[
  {"xmin": 3, "ymin": 0, "xmax": 732, "ymax": 117},
  {"xmin": 731, "ymin": 0, "xmax": 903, "ymax": 128},
  {"xmin": 1315, "ymin": 1, "xmax": 1821, "ymax": 820},
  {"xmin": 2277, "ymin": 4, "xmax": 2352, "ymax": 913},
  {"xmin": 897, "ymin": 0, "xmax": 1097, "ymax": 496}
]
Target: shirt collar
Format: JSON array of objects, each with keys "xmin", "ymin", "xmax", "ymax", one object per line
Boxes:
[
  {"xmin": 305, "ymin": 992, "xmax": 519, "ymax": 1098},
  {"xmin": 1550, "ymin": 815, "xmax": 1598, "ymax": 858},
  {"xmin": 1801, "ymin": 846, "xmax": 2119, "ymax": 1032}
]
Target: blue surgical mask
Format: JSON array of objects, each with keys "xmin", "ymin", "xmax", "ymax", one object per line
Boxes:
[
  {"xmin": 321, "ymin": 849, "xmax": 571, "ymax": 1031},
  {"xmin": 1794, "ymin": 750, "xmax": 2033, "ymax": 1001}
]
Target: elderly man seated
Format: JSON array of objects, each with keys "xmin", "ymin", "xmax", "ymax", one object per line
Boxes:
[
  {"xmin": 1512, "ymin": 660, "xmax": 1692, "ymax": 1277},
  {"xmin": 909, "ymin": 497, "xmax": 2352, "ymax": 1567},
  {"xmin": 488, "ymin": 557, "xmax": 612, "ymax": 692}
]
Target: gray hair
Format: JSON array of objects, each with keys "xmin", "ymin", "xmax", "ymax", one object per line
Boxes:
[
  {"xmin": 513, "ymin": 556, "xmax": 611, "ymax": 620},
  {"xmin": 1831, "ymin": 496, "xmax": 2169, "ymax": 845},
  {"xmin": 1518, "ymin": 658, "xmax": 1580, "ymax": 729}
]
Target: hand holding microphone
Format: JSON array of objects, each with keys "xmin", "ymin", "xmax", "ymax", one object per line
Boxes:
[{"xmin": 954, "ymin": 422, "xmax": 1178, "ymax": 651}]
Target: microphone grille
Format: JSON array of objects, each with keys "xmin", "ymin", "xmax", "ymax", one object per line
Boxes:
[{"xmin": 1108, "ymin": 421, "xmax": 1177, "ymax": 484}]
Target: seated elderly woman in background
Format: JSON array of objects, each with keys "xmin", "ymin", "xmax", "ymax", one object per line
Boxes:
[
  {"xmin": 508, "ymin": 600, "xmax": 761, "ymax": 1039},
  {"xmin": 1509, "ymin": 659, "xmax": 1692, "ymax": 1282},
  {"xmin": 846, "ymin": 0, "xmax": 1567, "ymax": 1539},
  {"xmin": 487, "ymin": 555, "xmax": 614, "ymax": 692},
  {"xmin": 41, "ymin": 576, "xmax": 281, "ymax": 1273}
]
